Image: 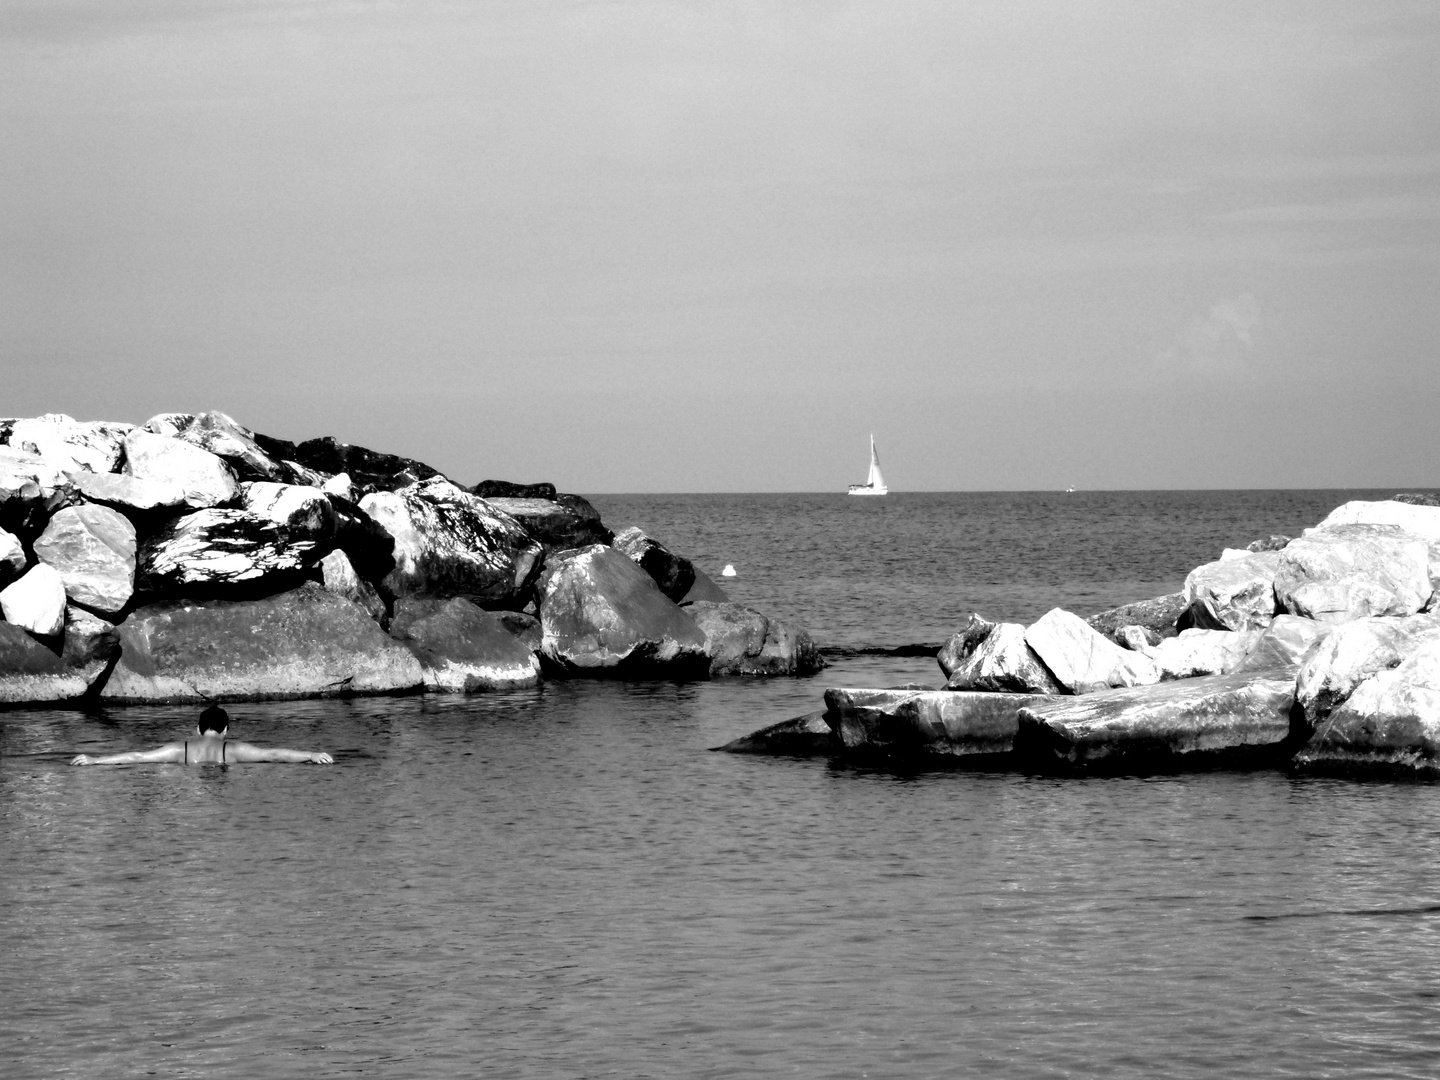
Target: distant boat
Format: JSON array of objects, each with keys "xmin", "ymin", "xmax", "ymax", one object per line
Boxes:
[
  {"xmin": 848, "ymin": 434, "xmax": 888, "ymax": 496},
  {"xmin": 1065, "ymin": 485, "xmax": 1075, "ymax": 493}
]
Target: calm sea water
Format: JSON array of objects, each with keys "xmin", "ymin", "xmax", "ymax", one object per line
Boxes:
[{"xmin": 5, "ymin": 490, "xmax": 1440, "ymax": 1079}]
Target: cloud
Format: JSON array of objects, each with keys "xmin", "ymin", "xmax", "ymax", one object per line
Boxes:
[{"xmin": 1162, "ymin": 293, "xmax": 1260, "ymax": 375}]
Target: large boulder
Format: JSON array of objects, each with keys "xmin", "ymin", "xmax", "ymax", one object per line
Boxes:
[
  {"xmin": 487, "ymin": 494, "xmax": 612, "ymax": 551},
  {"xmin": 1273, "ymin": 524, "xmax": 1432, "ymax": 623},
  {"xmin": 943, "ymin": 621, "xmax": 1063, "ymax": 694},
  {"xmin": 1024, "ymin": 607, "xmax": 1158, "ymax": 694},
  {"xmin": 359, "ymin": 479, "xmax": 541, "ymax": 609},
  {"xmin": 0, "ymin": 563, "xmax": 67, "ymax": 637},
  {"xmin": 685, "ymin": 600, "xmax": 824, "ymax": 676},
  {"xmin": 1086, "ymin": 593, "xmax": 1186, "ymax": 646},
  {"xmin": 174, "ymin": 411, "xmax": 290, "ymax": 482},
  {"xmin": 612, "ymin": 527, "xmax": 695, "ymax": 601},
  {"xmin": 1182, "ymin": 552, "xmax": 1280, "ymax": 632},
  {"xmin": 0, "ymin": 622, "xmax": 93, "ymax": 704},
  {"xmin": 1297, "ymin": 637, "xmax": 1440, "ymax": 772},
  {"xmin": 32, "ymin": 503, "xmax": 136, "ymax": 616},
  {"xmin": 319, "ymin": 549, "xmax": 387, "ymax": 625},
  {"xmin": 1316, "ymin": 500, "xmax": 1440, "ymax": 593},
  {"xmin": 0, "ymin": 446, "xmax": 77, "ymax": 535},
  {"xmin": 535, "ymin": 544, "xmax": 710, "ymax": 677},
  {"xmin": 98, "ymin": 584, "xmax": 425, "ymax": 702},
  {"xmin": 123, "ymin": 431, "xmax": 240, "ymax": 509},
  {"xmin": 7, "ymin": 414, "xmax": 131, "ymax": 474},
  {"xmin": 1293, "ymin": 613, "xmax": 1440, "ymax": 726},
  {"xmin": 136, "ymin": 508, "xmax": 322, "ymax": 596},
  {"xmin": 1015, "ymin": 673, "xmax": 1298, "ymax": 771},
  {"xmin": 240, "ymin": 482, "xmax": 337, "ymax": 540},
  {"xmin": 1232, "ymin": 615, "xmax": 1334, "ymax": 674},
  {"xmin": 388, "ymin": 595, "xmax": 540, "ymax": 691},
  {"xmin": 715, "ymin": 710, "xmax": 840, "ymax": 756},
  {"xmin": 937, "ymin": 613, "xmax": 996, "ymax": 677},
  {"xmin": 68, "ymin": 471, "xmax": 187, "ymax": 515},
  {"xmin": 326, "ymin": 493, "xmax": 396, "ymax": 586},
  {"xmin": 284, "ymin": 435, "xmax": 442, "ymax": 496},
  {"xmin": 823, "ymin": 687, "xmax": 1053, "ymax": 759},
  {"xmin": 0, "ymin": 527, "xmax": 25, "ymax": 583}
]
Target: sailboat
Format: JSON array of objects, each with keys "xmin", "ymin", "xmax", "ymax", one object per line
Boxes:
[{"xmin": 848, "ymin": 434, "xmax": 889, "ymax": 496}]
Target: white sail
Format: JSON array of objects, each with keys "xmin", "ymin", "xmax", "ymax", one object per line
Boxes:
[{"xmin": 848, "ymin": 434, "xmax": 889, "ymax": 495}]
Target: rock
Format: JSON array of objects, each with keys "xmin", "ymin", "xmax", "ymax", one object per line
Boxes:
[
  {"xmin": 0, "ymin": 563, "xmax": 67, "ymax": 637},
  {"xmin": 678, "ymin": 566, "xmax": 730, "ymax": 605},
  {"xmin": 612, "ymin": 526, "xmax": 695, "ymax": 601},
  {"xmin": 388, "ymin": 595, "xmax": 541, "ymax": 691},
  {"xmin": 1119, "ymin": 625, "xmax": 1157, "ymax": 651},
  {"xmin": 1246, "ymin": 535, "xmax": 1292, "ymax": 553},
  {"xmin": 7, "ymin": 413, "xmax": 132, "ymax": 474},
  {"xmin": 1182, "ymin": 552, "xmax": 1280, "ymax": 632},
  {"xmin": 1294, "ymin": 613, "xmax": 1440, "ymax": 726},
  {"xmin": 497, "ymin": 611, "xmax": 542, "ymax": 652},
  {"xmin": 1314, "ymin": 500, "xmax": 1440, "ymax": 594},
  {"xmin": 326, "ymin": 493, "xmax": 396, "ymax": 586},
  {"xmin": 1297, "ymin": 637, "xmax": 1440, "ymax": 771},
  {"xmin": 0, "ymin": 446, "xmax": 77, "ymax": 535},
  {"xmin": 123, "ymin": 430, "xmax": 240, "ymax": 509},
  {"xmin": 1273, "ymin": 524, "xmax": 1432, "ymax": 623},
  {"xmin": 1087, "ymin": 593, "xmax": 1186, "ymax": 646},
  {"xmin": 62, "ymin": 605, "xmax": 118, "ymax": 671},
  {"xmin": 943, "ymin": 621, "xmax": 1064, "ymax": 694},
  {"xmin": 0, "ymin": 622, "xmax": 91, "ymax": 703},
  {"xmin": 67, "ymin": 470, "xmax": 187, "ymax": 514},
  {"xmin": 1394, "ymin": 493, "xmax": 1440, "ymax": 507},
  {"xmin": 136, "ymin": 509, "xmax": 322, "ymax": 596},
  {"xmin": 685, "ymin": 600, "xmax": 824, "ymax": 676},
  {"xmin": 321, "ymin": 473, "xmax": 354, "ymax": 501},
  {"xmin": 286, "ymin": 435, "xmax": 442, "ymax": 496},
  {"xmin": 359, "ymin": 479, "xmax": 541, "ymax": 609},
  {"xmin": 282, "ymin": 460, "xmax": 328, "ymax": 487},
  {"xmin": 1015, "ymin": 673, "xmax": 1298, "ymax": 771},
  {"xmin": 174, "ymin": 411, "xmax": 290, "ymax": 482},
  {"xmin": 535, "ymin": 544, "xmax": 710, "ymax": 677},
  {"xmin": 0, "ymin": 527, "xmax": 25, "ymax": 583},
  {"xmin": 98, "ymin": 583, "xmax": 425, "ymax": 703},
  {"xmin": 715, "ymin": 711, "xmax": 840, "ymax": 756},
  {"xmin": 473, "ymin": 480, "xmax": 558, "ymax": 500},
  {"xmin": 1024, "ymin": 607, "xmax": 1158, "ymax": 693},
  {"xmin": 32, "ymin": 503, "xmax": 136, "ymax": 616},
  {"xmin": 823, "ymin": 686, "xmax": 1053, "ymax": 759},
  {"xmin": 937, "ymin": 613, "xmax": 996, "ymax": 677},
  {"xmin": 141, "ymin": 412, "xmax": 194, "ymax": 436},
  {"xmin": 241, "ymin": 482, "xmax": 337, "ymax": 540},
  {"xmin": 1233, "ymin": 615, "xmax": 1333, "ymax": 674},
  {"xmin": 320, "ymin": 549, "xmax": 387, "ymax": 625},
  {"xmin": 1143, "ymin": 628, "xmax": 1254, "ymax": 681},
  {"xmin": 486, "ymin": 494, "xmax": 613, "ymax": 551}
]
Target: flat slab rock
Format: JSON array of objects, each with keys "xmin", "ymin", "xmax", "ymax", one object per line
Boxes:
[
  {"xmin": 1015, "ymin": 672, "xmax": 1297, "ymax": 771},
  {"xmin": 822, "ymin": 687, "xmax": 1056, "ymax": 759},
  {"xmin": 714, "ymin": 711, "xmax": 839, "ymax": 756},
  {"xmin": 99, "ymin": 583, "xmax": 424, "ymax": 703}
]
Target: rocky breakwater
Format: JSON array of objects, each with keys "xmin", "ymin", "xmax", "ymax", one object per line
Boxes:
[
  {"xmin": 0, "ymin": 411, "xmax": 823, "ymax": 707},
  {"xmin": 722, "ymin": 497, "xmax": 1440, "ymax": 775}
]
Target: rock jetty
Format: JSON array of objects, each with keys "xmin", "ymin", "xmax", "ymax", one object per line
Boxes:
[
  {"xmin": 0, "ymin": 410, "xmax": 823, "ymax": 706},
  {"xmin": 720, "ymin": 497, "xmax": 1440, "ymax": 775}
]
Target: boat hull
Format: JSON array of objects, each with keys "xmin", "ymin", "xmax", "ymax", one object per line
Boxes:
[{"xmin": 847, "ymin": 486, "xmax": 888, "ymax": 496}]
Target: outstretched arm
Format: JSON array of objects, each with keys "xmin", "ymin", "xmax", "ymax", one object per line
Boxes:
[
  {"xmin": 224, "ymin": 742, "xmax": 333, "ymax": 764},
  {"xmin": 71, "ymin": 743, "xmax": 186, "ymax": 766}
]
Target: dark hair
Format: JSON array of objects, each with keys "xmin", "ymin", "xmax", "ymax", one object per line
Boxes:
[{"xmin": 198, "ymin": 705, "xmax": 230, "ymax": 735}]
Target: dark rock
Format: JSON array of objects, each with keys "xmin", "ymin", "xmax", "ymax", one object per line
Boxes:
[
  {"xmin": 0, "ymin": 446, "xmax": 78, "ymax": 536},
  {"xmin": 1087, "ymin": 593, "xmax": 1186, "ymax": 645},
  {"xmin": 33, "ymin": 503, "xmax": 136, "ymax": 616},
  {"xmin": 612, "ymin": 526, "xmax": 695, "ymax": 602},
  {"xmin": 287, "ymin": 435, "xmax": 443, "ymax": 496},
  {"xmin": 359, "ymin": 479, "xmax": 541, "ymax": 609},
  {"xmin": 0, "ymin": 622, "xmax": 91, "ymax": 704},
  {"xmin": 823, "ymin": 687, "xmax": 1054, "ymax": 760},
  {"xmin": 1394, "ymin": 493, "xmax": 1440, "ymax": 507},
  {"xmin": 98, "ymin": 583, "xmax": 425, "ymax": 703},
  {"xmin": 937, "ymin": 613, "xmax": 997, "ymax": 677},
  {"xmin": 62, "ymin": 606, "xmax": 119, "ymax": 670},
  {"xmin": 388, "ymin": 595, "xmax": 540, "ymax": 691},
  {"xmin": 686, "ymin": 600, "xmax": 824, "ymax": 676},
  {"xmin": 714, "ymin": 710, "xmax": 839, "ymax": 756},
  {"xmin": 136, "ymin": 509, "xmax": 323, "ymax": 598},
  {"xmin": 536, "ymin": 544, "xmax": 709, "ymax": 677},
  {"xmin": 678, "ymin": 565, "xmax": 730, "ymax": 605},
  {"xmin": 1246, "ymin": 535, "xmax": 1293, "ymax": 553},
  {"xmin": 497, "ymin": 611, "xmax": 542, "ymax": 652},
  {"xmin": 326, "ymin": 493, "xmax": 396, "ymax": 586},
  {"xmin": 486, "ymin": 494, "xmax": 612, "ymax": 551},
  {"xmin": 1015, "ymin": 672, "xmax": 1298, "ymax": 772},
  {"xmin": 472, "ymin": 480, "xmax": 558, "ymax": 500}
]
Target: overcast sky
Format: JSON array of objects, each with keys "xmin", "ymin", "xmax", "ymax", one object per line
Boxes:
[{"xmin": 2, "ymin": 1, "xmax": 1437, "ymax": 491}]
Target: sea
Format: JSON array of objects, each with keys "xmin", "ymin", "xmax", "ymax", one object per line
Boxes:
[{"xmin": 5, "ymin": 489, "xmax": 1440, "ymax": 1079}]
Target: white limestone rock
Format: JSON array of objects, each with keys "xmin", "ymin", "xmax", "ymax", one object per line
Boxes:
[
  {"xmin": 1182, "ymin": 551, "xmax": 1280, "ymax": 632},
  {"xmin": 1316, "ymin": 499, "xmax": 1440, "ymax": 594},
  {"xmin": 937, "ymin": 613, "xmax": 997, "ymax": 677},
  {"xmin": 7, "ymin": 413, "xmax": 133, "ymax": 475},
  {"xmin": 123, "ymin": 430, "xmax": 240, "ymax": 509},
  {"xmin": 1144, "ymin": 628, "xmax": 1256, "ymax": 681},
  {"xmin": 320, "ymin": 548, "xmax": 387, "ymax": 625},
  {"xmin": 1233, "ymin": 615, "xmax": 1334, "ymax": 674},
  {"xmin": 1274, "ymin": 524, "xmax": 1432, "ymax": 624},
  {"xmin": 0, "ymin": 527, "xmax": 25, "ymax": 583},
  {"xmin": 0, "ymin": 446, "xmax": 78, "ymax": 532},
  {"xmin": 32, "ymin": 503, "xmax": 136, "ymax": 616},
  {"xmin": 944, "ymin": 621, "xmax": 1064, "ymax": 694},
  {"xmin": 241, "ymin": 481, "xmax": 337, "ymax": 539},
  {"xmin": 141, "ymin": 412, "xmax": 195, "ymax": 437},
  {"xmin": 321, "ymin": 472, "xmax": 354, "ymax": 502},
  {"xmin": 1024, "ymin": 607, "xmax": 1158, "ymax": 694},
  {"xmin": 1294, "ymin": 613, "xmax": 1440, "ymax": 726},
  {"xmin": 175, "ymin": 411, "xmax": 289, "ymax": 482},
  {"xmin": 68, "ymin": 470, "xmax": 187, "ymax": 514},
  {"xmin": 136, "ymin": 508, "xmax": 322, "ymax": 594},
  {"xmin": 0, "ymin": 563, "xmax": 67, "ymax": 637},
  {"xmin": 822, "ymin": 686, "xmax": 1054, "ymax": 759}
]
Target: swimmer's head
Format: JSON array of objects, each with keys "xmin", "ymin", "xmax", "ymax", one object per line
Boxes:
[{"xmin": 197, "ymin": 705, "xmax": 230, "ymax": 736}]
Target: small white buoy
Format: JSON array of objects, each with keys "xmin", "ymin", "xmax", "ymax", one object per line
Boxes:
[{"xmin": 721, "ymin": 564, "xmax": 737, "ymax": 577}]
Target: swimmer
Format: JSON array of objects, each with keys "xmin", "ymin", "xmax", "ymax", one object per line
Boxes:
[{"xmin": 70, "ymin": 705, "xmax": 334, "ymax": 766}]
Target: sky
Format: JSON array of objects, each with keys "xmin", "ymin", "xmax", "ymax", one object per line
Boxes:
[{"xmin": 2, "ymin": 0, "xmax": 1437, "ymax": 491}]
